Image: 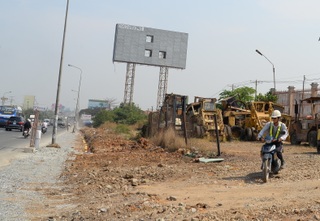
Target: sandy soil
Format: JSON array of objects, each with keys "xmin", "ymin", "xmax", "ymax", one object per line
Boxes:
[{"xmin": 29, "ymin": 127, "xmax": 320, "ymax": 221}]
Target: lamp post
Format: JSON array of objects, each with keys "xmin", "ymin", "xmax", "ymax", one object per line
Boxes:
[
  {"xmin": 68, "ymin": 64, "xmax": 82, "ymax": 133},
  {"xmin": 255, "ymin": 49, "xmax": 276, "ymax": 91},
  {"xmin": 71, "ymin": 89, "xmax": 78, "ymax": 132},
  {"xmin": 1, "ymin": 91, "xmax": 12, "ymax": 105}
]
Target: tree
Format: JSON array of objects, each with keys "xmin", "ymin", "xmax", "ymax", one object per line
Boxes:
[
  {"xmin": 92, "ymin": 103, "xmax": 147, "ymax": 127},
  {"xmin": 23, "ymin": 108, "xmax": 34, "ymax": 119},
  {"xmin": 105, "ymin": 97, "xmax": 118, "ymax": 109},
  {"xmin": 256, "ymin": 90, "xmax": 278, "ymax": 102},
  {"xmin": 113, "ymin": 103, "xmax": 147, "ymax": 125},
  {"xmin": 219, "ymin": 86, "xmax": 256, "ymax": 103},
  {"xmin": 93, "ymin": 110, "xmax": 115, "ymax": 128}
]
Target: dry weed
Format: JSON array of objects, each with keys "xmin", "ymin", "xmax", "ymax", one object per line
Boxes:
[{"xmin": 150, "ymin": 127, "xmax": 187, "ymax": 152}]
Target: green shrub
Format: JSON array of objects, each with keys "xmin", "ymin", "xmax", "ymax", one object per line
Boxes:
[
  {"xmin": 93, "ymin": 110, "xmax": 115, "ymax": 127},
  {"xmin": 113, "ymin": 103, "xmax": 147, "ymax": 125}
]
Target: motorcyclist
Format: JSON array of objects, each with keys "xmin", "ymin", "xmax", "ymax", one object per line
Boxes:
[
  {"xmin": 257, "ymin": 110, "xmax": 289, "ymax": 169},
  {"xmin": 41, "ymin": 120, "xmax": 48, "ymax": 129},
  {"xmin": 23, "ymin": 119, "xmax": 32, "ymax": 135},
  {"xmin": 41, "ymin": 120, "xmax": 48, "ymax": 133}
]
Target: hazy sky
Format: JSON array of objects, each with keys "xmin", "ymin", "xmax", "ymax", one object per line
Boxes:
[{"xmin": 1, "ymin": 0, "xmax": 320, "ymax": 111}]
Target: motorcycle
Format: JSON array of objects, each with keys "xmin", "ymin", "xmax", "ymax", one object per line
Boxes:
[
  {"xmin": 22, "ymin": 129, "xmax": 30, "ymax": 138},
  {"xmin": 260, "ymin": 137, "xmax": 281, "ymax": 183},
  {"xmin": 41, "ymin": 126, "xmax": 47, "ymax": 134}
]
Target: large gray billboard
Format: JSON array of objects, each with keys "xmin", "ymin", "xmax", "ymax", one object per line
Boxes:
[{"xmin": 113, "ymin": 24, "xmax": 188, "ymax": 69}]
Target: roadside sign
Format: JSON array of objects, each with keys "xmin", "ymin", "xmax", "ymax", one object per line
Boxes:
[{"xmin": 33, "ymin": 106, "xmax": 46, "ymax": 111}]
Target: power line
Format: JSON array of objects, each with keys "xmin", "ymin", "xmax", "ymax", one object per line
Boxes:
[{"xmin": 211, "ymin": 74, "xmax": 320, "ymax": 98}]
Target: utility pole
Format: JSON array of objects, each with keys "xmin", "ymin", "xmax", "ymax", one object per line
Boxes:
[
  {"xmin": 301, "ymin": 75, "xmax": 306, "ymax": 116},
  {"xmin": 52, "ymin": 0, "xmax": 69, "ymax": 144},
  {"xmin": 255, "ymin": 80, "xmax": 258, "ymax": 100}
]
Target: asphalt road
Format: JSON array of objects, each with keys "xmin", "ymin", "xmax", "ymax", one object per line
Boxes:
[{"xmin": 0, "ymin": 126, "xmax": 65, "ymax": 168}]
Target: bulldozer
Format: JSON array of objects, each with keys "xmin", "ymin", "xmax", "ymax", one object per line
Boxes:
[
  {"xmin": 186, "ymin": 96, "xmax": 230, "ymax": 141},
  {"xmin": 290, "ymin": 97, "xmax": 320, "ymax": 151}
]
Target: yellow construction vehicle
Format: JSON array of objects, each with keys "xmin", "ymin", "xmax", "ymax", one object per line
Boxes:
[
  {"xmin": 145, "ymin": 93, "xmax": 188, "ymax": 138},
  {"xmin": 290, "ymin": 97, "xmax": 320, "ymax": 151},
  {"xmin": 220, "ymin": 97, "xmax": 291, "ymax": 141},
  {"xmin": 243, "ymin": 101, "xmax": 291, "ymax": 141},
  {"xmin": 186, "ymin": 96, "xmax": 230, "ymax": 141},
  {"xmin": 220, "ymin": 96, "xmax": 251, "ymax": 140}
]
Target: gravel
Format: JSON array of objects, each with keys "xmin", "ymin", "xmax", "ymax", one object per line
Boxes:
[{"xmin": 0, "ymin": 131, "xmax": 76, "ymax": 221}]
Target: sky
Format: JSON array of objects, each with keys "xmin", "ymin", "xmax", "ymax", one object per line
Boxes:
[{"xmin": 1, "ymin": 0, "xmax": 320, "ymax": 111}]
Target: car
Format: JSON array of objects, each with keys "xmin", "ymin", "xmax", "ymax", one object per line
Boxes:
[
  {"xmin": 58, "ymin": 117, "xmax": 66, "ymax": 128},
  {"xmin": 43, "ymin": 119, "xmax": 51, "ymax": 126},
  {"xmin": 5, "ymin": 116, "xmax": 25, "ymax": 131},
  {"xmin": 82, "ymin": 120, "xmax": 93, "ymax": 127}
]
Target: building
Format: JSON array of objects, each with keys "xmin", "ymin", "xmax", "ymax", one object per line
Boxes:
[
  {"xmin": 23, "ymin": 95, "xmax": 35, "ymax": 110},
  {"xmin": 276, "ymin": 82, "xmax": 319, "ymax": 118}
]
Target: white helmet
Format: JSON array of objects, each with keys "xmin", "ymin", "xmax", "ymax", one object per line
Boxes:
[{"xmin": 271, "ymin": 110, "xmax": 281, "ymax": 118}]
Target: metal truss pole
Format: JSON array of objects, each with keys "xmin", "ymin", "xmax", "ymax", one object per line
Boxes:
[
  {"xmin": 156, "ymin": 66, "xmax": 168, "ymax": 110},
  {"xmin": 123, "ymin": 63, "xmax": 136, "ymax": 105}
]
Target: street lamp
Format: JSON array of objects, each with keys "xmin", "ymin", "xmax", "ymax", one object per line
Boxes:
[
  {"xmin": 255, "ymin": 49, "xmax": 276, "ymax": 91},
  {"xmin": 71, "ymin": 89, "xmax": 78, "ymax": 131},
  {"xmin": 1, "ymin": 91, "xmax": 12, "ymax": 105},
  {"xmin": 68, "ymin": 64, "xmax": 82, "ymax": 132}
]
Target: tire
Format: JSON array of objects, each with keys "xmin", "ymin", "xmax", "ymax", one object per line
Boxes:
[
  {"xmin": 272, "ymin": 159, "xmax": 281, "ymax": 174},
  {"xmin": 244, "ymin": 128, "xmax": 252, "ymax": 141},
  {"xmin": 262, "ymin": 159, "xmax": 269, "ymax": 183},
  {"xmin": 231, "ymin": 126, "xmax": 243, "ymax": 139},
  {"xmin": 200, "ymin": 126, "xmax": 205, "ymax": 137},
  {"xmin": 290, "ymin": 131, "xmax": 301, "ymax": 145},
  {"xmin": 196, "ymin": 126, "xmax": 204, "ymax": 138},
  {"xmin": 317, "ymin": 141, "xmax": 320, "ymax": 153},
  {"xmin": 224, "ymin": 125, "xmax": 232, "ymax": 141},
  {"xmin": 308, "ymin": 131, "xmax": 317, "ymax": 147}
]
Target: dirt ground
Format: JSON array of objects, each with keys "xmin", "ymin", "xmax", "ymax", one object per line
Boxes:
[{"xmin": 29, "ymin": 126, "xmax": 320, "ymax": 221}]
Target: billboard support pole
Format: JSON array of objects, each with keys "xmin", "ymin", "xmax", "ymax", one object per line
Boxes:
[
  {"xmin": 156, "ymin": 67, "xmax": 168, "ymax": 110},
  {"xmin": 123, "ymin": 63, "xmax": 136, "ymax": 105}
]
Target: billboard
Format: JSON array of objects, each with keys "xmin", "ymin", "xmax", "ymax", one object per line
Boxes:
[
  {"xmin": 88, "ymin": 99, "xmax": 110, "ymax": 109},
  {"xmin": 113, "ymin": 24, "xmax": 188, "ymax": 69}
]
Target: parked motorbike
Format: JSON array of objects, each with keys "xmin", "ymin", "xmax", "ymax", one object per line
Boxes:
[
  {"xmin": 260, "ymin": 137, "xmax": 281, "ymax": 183},
  {"xmin": 22, "ymin": 129, "xmax": 30, "ymax": 138},
  {"xmin": 41, "ymin": 126, "xmax": 47, "ymax": 134}
]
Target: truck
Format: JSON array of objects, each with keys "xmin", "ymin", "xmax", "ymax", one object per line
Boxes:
[{"xmin": 289, "ymin": 96, "xmax": 320, "ymax": 152}]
